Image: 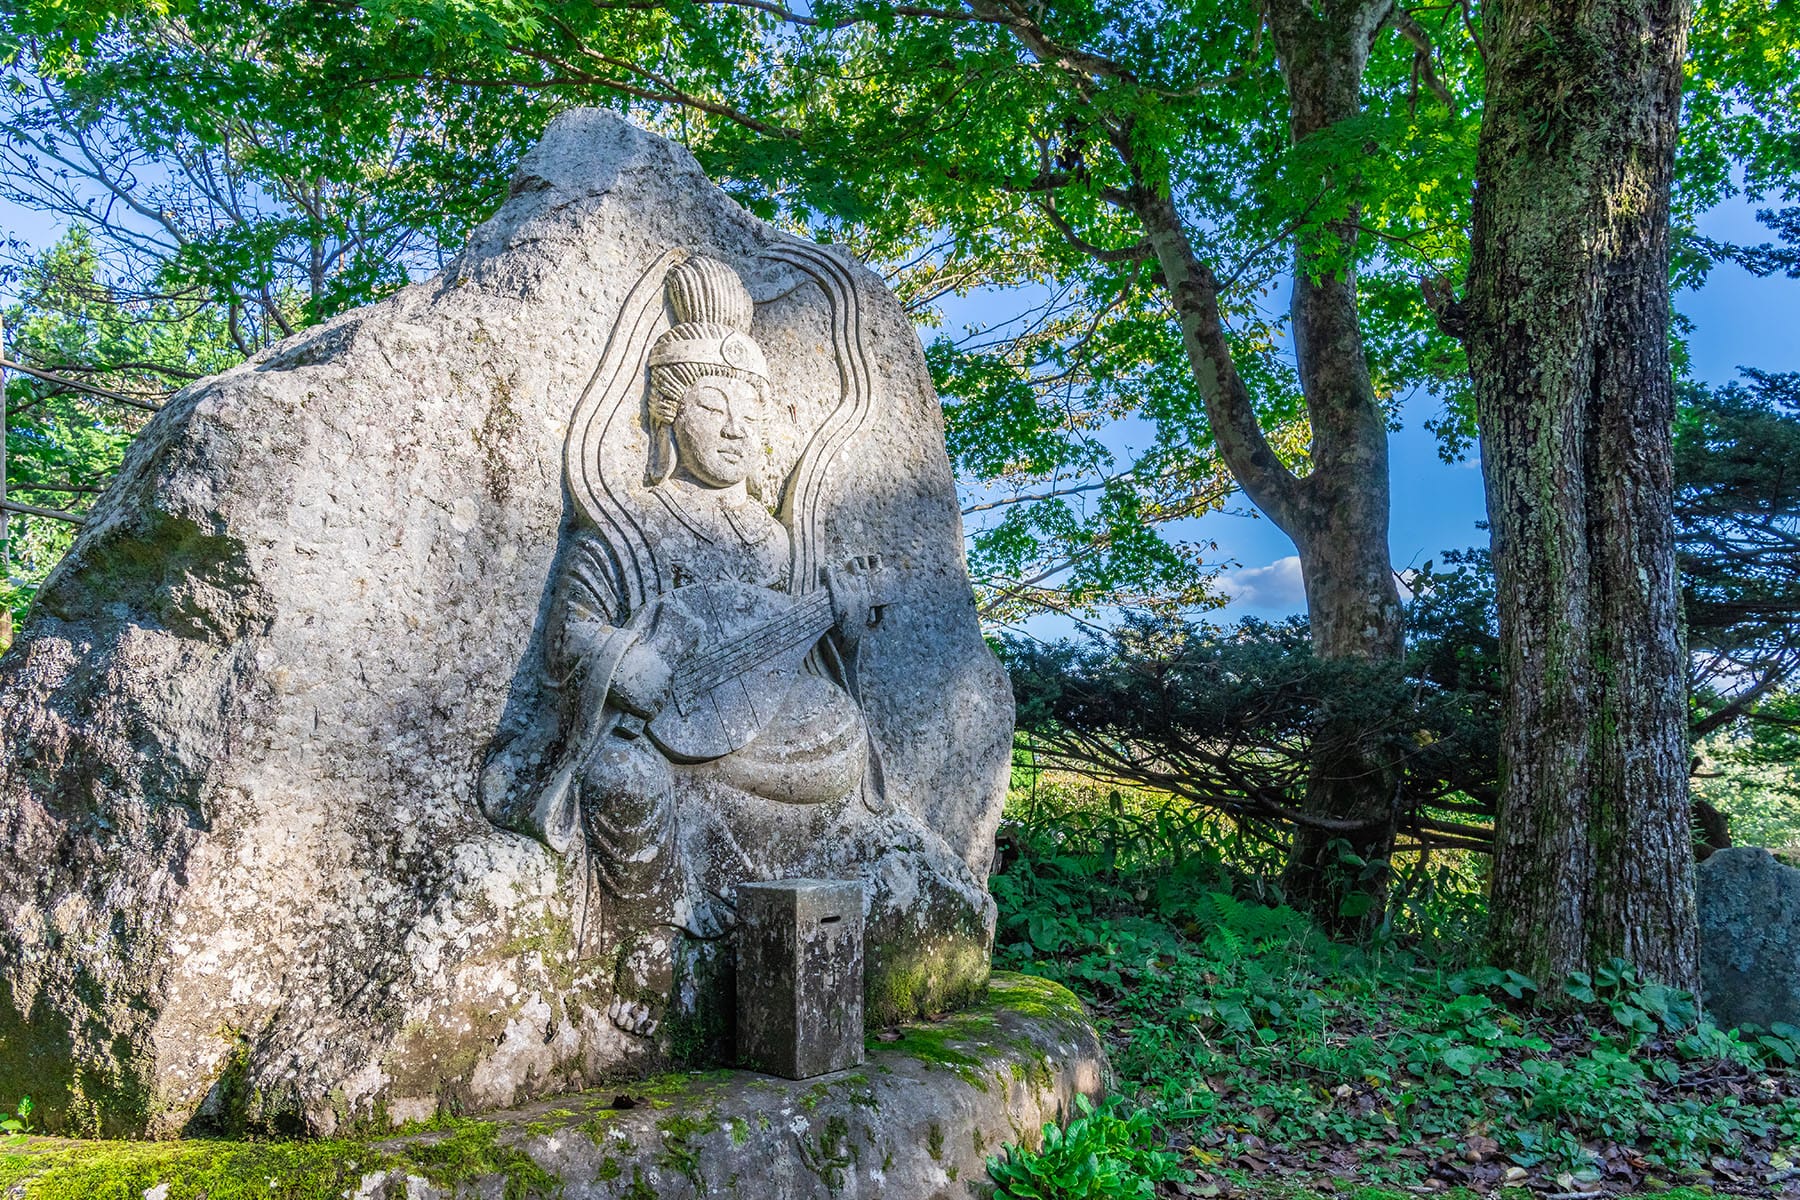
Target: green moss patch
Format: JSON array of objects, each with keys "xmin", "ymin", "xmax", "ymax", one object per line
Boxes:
[
  {"xmin": 0, "ymin": 1135, "xmax": 381, "ymax": 1200},
  {"xmin": 864, "ymin": 933, "xmax": 990, "ymax": 1027},
  {"xmin": 0, "ymin": 1113, "xmax": 566, "ymax": 1200},
  {"xmin": 394, "ymin": 1119, "xmax": 559, "ymax": 1199},
  {"xmin": 867, "ymin": 970, "xmax": 1087, "ymax": 1093}
]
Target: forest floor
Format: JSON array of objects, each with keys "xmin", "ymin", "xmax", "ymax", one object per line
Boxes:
[{"xmin": 988, "ymin": 810, "xmax": 1800, "ymax": 1199}]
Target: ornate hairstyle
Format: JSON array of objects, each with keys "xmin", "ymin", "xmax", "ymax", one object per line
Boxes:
[
  {"xmin": 648, "ymin": 256, "xmax": 770, "ymax": 425},
  {"xmin": 645, "ymin": 256, "xmax": 773, "ymax": 489}
]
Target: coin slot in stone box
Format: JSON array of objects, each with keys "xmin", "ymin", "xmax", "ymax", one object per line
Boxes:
[{"xmin": 735, "ymin": 878, "xmax": 865, "ymax": 1080}]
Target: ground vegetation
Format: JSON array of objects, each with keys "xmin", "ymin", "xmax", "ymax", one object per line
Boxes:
[{"xmin": 987, "ymin": 779, "xmax": 1800, "ymax": 1198}]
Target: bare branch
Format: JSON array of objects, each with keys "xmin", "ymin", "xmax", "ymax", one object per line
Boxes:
[
  {"xmin": 10, "ymin": 480, "xmax": 109, "ymax": 495},
  {"xmin": 1390, "ymin": 8, "xmax": 1456, "ymax": 110},
  {"xmin": 963, "ymin": 476, "xmax": 1119, "ymax": 515},
  {"xmin": 1129, "ymin": 183, "xmax": 1305, "ymax": 532},
  {"xmin": 1, "ymin": 498, "xmax": 87, "ymax": 525},
  {"xmin": 43, "ymin": 360, "xmax": 206, "ymax": 381},
  {"xmin": 1035, "ymin": 197, "xmax": 1152, "ymax": 263},
  {"xmin": 0, "ymin": 357, "xmax": 165, "ymax": 412}
]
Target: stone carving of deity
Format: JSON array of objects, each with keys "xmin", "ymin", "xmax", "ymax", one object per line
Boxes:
[{"xmin": 481, "ymin": 254, "xmax": 887, "ymax": 1038}]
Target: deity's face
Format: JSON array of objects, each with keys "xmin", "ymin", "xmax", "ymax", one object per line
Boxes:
[{"xmin": 671, "ymin": 374, "xmax": 766, "ymax": 489}]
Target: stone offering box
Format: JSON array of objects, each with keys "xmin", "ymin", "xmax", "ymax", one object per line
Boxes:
[
  {"xmin": 0, "ymin": 107, "xmax": 1105, "ymax": 1180},
  {"xmin": 736, "ymin": 879, "xmax": 865, "ymax": 1080}
]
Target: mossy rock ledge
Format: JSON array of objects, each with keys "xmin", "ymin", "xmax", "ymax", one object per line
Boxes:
[{"xmin": 0, "ymin": 974, "xmax": 1106, "ymax": 1200}]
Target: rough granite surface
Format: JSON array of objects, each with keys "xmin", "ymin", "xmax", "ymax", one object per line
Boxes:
[
  {"xmin": 0, "ymin": 109, "xmax": 1014, "ymax": 1136},
  {"xmin": 1698, "ymin": 847, "xmax": 1800, "ymax": 1031}
]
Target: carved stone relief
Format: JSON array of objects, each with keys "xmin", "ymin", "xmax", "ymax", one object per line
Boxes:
[
  {"xmin": 481, "ymin": 247, "xmax": 925, "ymax": 1041},
  {"xmin": 0, "ymin": 110, "xmax": 1012, "ymax": 1134}
]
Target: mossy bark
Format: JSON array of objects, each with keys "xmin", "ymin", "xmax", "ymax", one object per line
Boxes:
[{"xmin": 1463, "ymin": 0, "xmax": 1699, "ymax": 991}]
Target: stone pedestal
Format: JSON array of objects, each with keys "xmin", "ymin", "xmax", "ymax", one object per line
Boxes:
[
  {"xmin": 0, "ymin": 975, "xmax": 1109, "ymax": 1200},
  {"xmin": 736, "ymin": 879, "xmax": 864, "ymax": 1079}
]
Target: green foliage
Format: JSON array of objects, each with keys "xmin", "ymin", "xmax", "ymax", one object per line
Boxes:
[
  {"xmin": 1, "ymin": 1096, "xmax": 33, "ymax": 1136},
  {"xmin": 988, "ymin": 1094, "xmax": 1194, "ymax": 1200},
  {"xmin": 1561, "ymin": 960, "xmax": 1701, "ymax": 1038},
  {"xmin": 990, "ymin": 794, "xmax": 1800, "ymax": 1192},
  {"xmin": 1677, "ymin": 0, "xmax": 1800, "ymax": 287},
  {"xmin": 1670, "ymin": 370, "xmax": 1800, "ymax": 847},
  {"xmin": 2, "ymin": 0, "xmax": 1797, "ymax": 628},
  {"xmin": 1008, "ymin": 446, "xmax": 1800, "ymax": 868},
  {"xmin": 1693, "ymin": 691, "xmax": 1800, "ymax": 849},
  {"xmin": 0, "ymin": 0, "xmax": 1482, "ymax": 619},
  {"xmin": 1678, "ymin": 370, "xmax": 1800, "ymax": 745},
  {"xmin": 1, "ymin": 229, "xmax": 243, "ymax": 623}
]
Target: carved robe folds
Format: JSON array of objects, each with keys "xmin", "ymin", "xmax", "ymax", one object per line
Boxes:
[
  {"xmin": 528, "ymin": 488, "xmax": 870, "ymax": 906},
  {"xmin": 475, "ymin": 235, "xmax": 1004, "ymax": 1060}
]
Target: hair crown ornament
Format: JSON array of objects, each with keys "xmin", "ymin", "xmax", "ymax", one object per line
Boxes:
[{"xmin": 648, "ymin": 256, "xmax": 770, "ymax": 425}]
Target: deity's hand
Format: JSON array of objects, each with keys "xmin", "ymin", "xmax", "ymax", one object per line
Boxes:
[
  {"xmin": 823, "ymin": 555, "xmax": 888, "ymax": 648},
  {"xmin": 609, "ymin": 641, "xmax": 676, "ymax": 719}
]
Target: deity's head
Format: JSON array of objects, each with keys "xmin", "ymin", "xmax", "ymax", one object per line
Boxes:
[{"xmin": 647, "ymin": 256, "xmax": 771, "ymax": 490}]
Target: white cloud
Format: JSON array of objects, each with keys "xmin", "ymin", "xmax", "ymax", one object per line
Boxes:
[{"xmin": 1219, "ymin": 555, "xmax": 1306, "ymax": 611}]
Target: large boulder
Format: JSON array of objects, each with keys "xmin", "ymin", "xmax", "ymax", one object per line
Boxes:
[
  {"xmin": 0, "ymin": 110, "xmax": 1013, "ymax": 1136},
  {"xmin": 1698, "ymin": 847, "xmax": 1800, "ymax": 1031}
]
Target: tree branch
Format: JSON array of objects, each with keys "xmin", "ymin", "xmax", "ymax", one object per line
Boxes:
[
  {"xmin": 1035, "ymin": 197, "xmax": 1153, "ymax": 263},
  {"xmin": 1128, "ymin": 183, "xmax": 1305, "ymax": 532},
  {"xmin": 1390, "ymin": 8, "xmax": 1457, "ymax": 110},
  {"xmin": 0, "ymin": 358, "xmax": 165, "ymax": 412},
  {"xmin": 964, "ymin": 476, "xmax": 1120, "ymax": 516},
  {"xmin": 1, "ymin": 498, "xmax": 87, "ymax": 525}
]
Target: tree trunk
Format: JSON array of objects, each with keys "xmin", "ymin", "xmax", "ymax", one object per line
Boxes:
[
  {"xmin": 1113, "ymin": 0, "xmax": 1405, "ymax": 938},
  {"xmin": 1462, "ymin": 0, "xmax": 1699, "ymax": 992},
  {"xmin": 1284, "ymin": 489, "xmax": 1405, "ymax": 933},
  {"xmin": 1269, "ymin": 0, "xmax": 1406, "ymax": 936}
]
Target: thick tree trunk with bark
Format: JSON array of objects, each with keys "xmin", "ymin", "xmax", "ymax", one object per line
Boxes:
[{"xmin": 1461, "ymin": 0, "xmax": 1699, "ymax": 991}]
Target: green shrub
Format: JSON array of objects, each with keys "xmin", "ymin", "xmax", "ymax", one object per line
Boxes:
[
  {"xmin": 987, "ymin": 1095, "xmax": 1193, "ymax": 1200},
  {"xmin": 1, "ymin": 1097, "xmax": 32, "ymax": 1136}
]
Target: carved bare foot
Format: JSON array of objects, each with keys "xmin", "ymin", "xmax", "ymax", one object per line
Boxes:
[
  {"xmin": 608, "ymin": 929, "xmax": 674, "ymax": 1039},
  {"xmin": 607, "ymin": 995, "xmax": 661, "ymax": 1037}
]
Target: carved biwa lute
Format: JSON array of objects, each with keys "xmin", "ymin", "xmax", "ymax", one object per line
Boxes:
[{"xmin": 634, "ymin": 558, "xmax": 888, "ymax": 763}]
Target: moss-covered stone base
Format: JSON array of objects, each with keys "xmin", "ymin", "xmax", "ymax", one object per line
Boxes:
[{"xmin": 0, "ymin": 973, "xmax": 1106, "ymax": 1200}]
